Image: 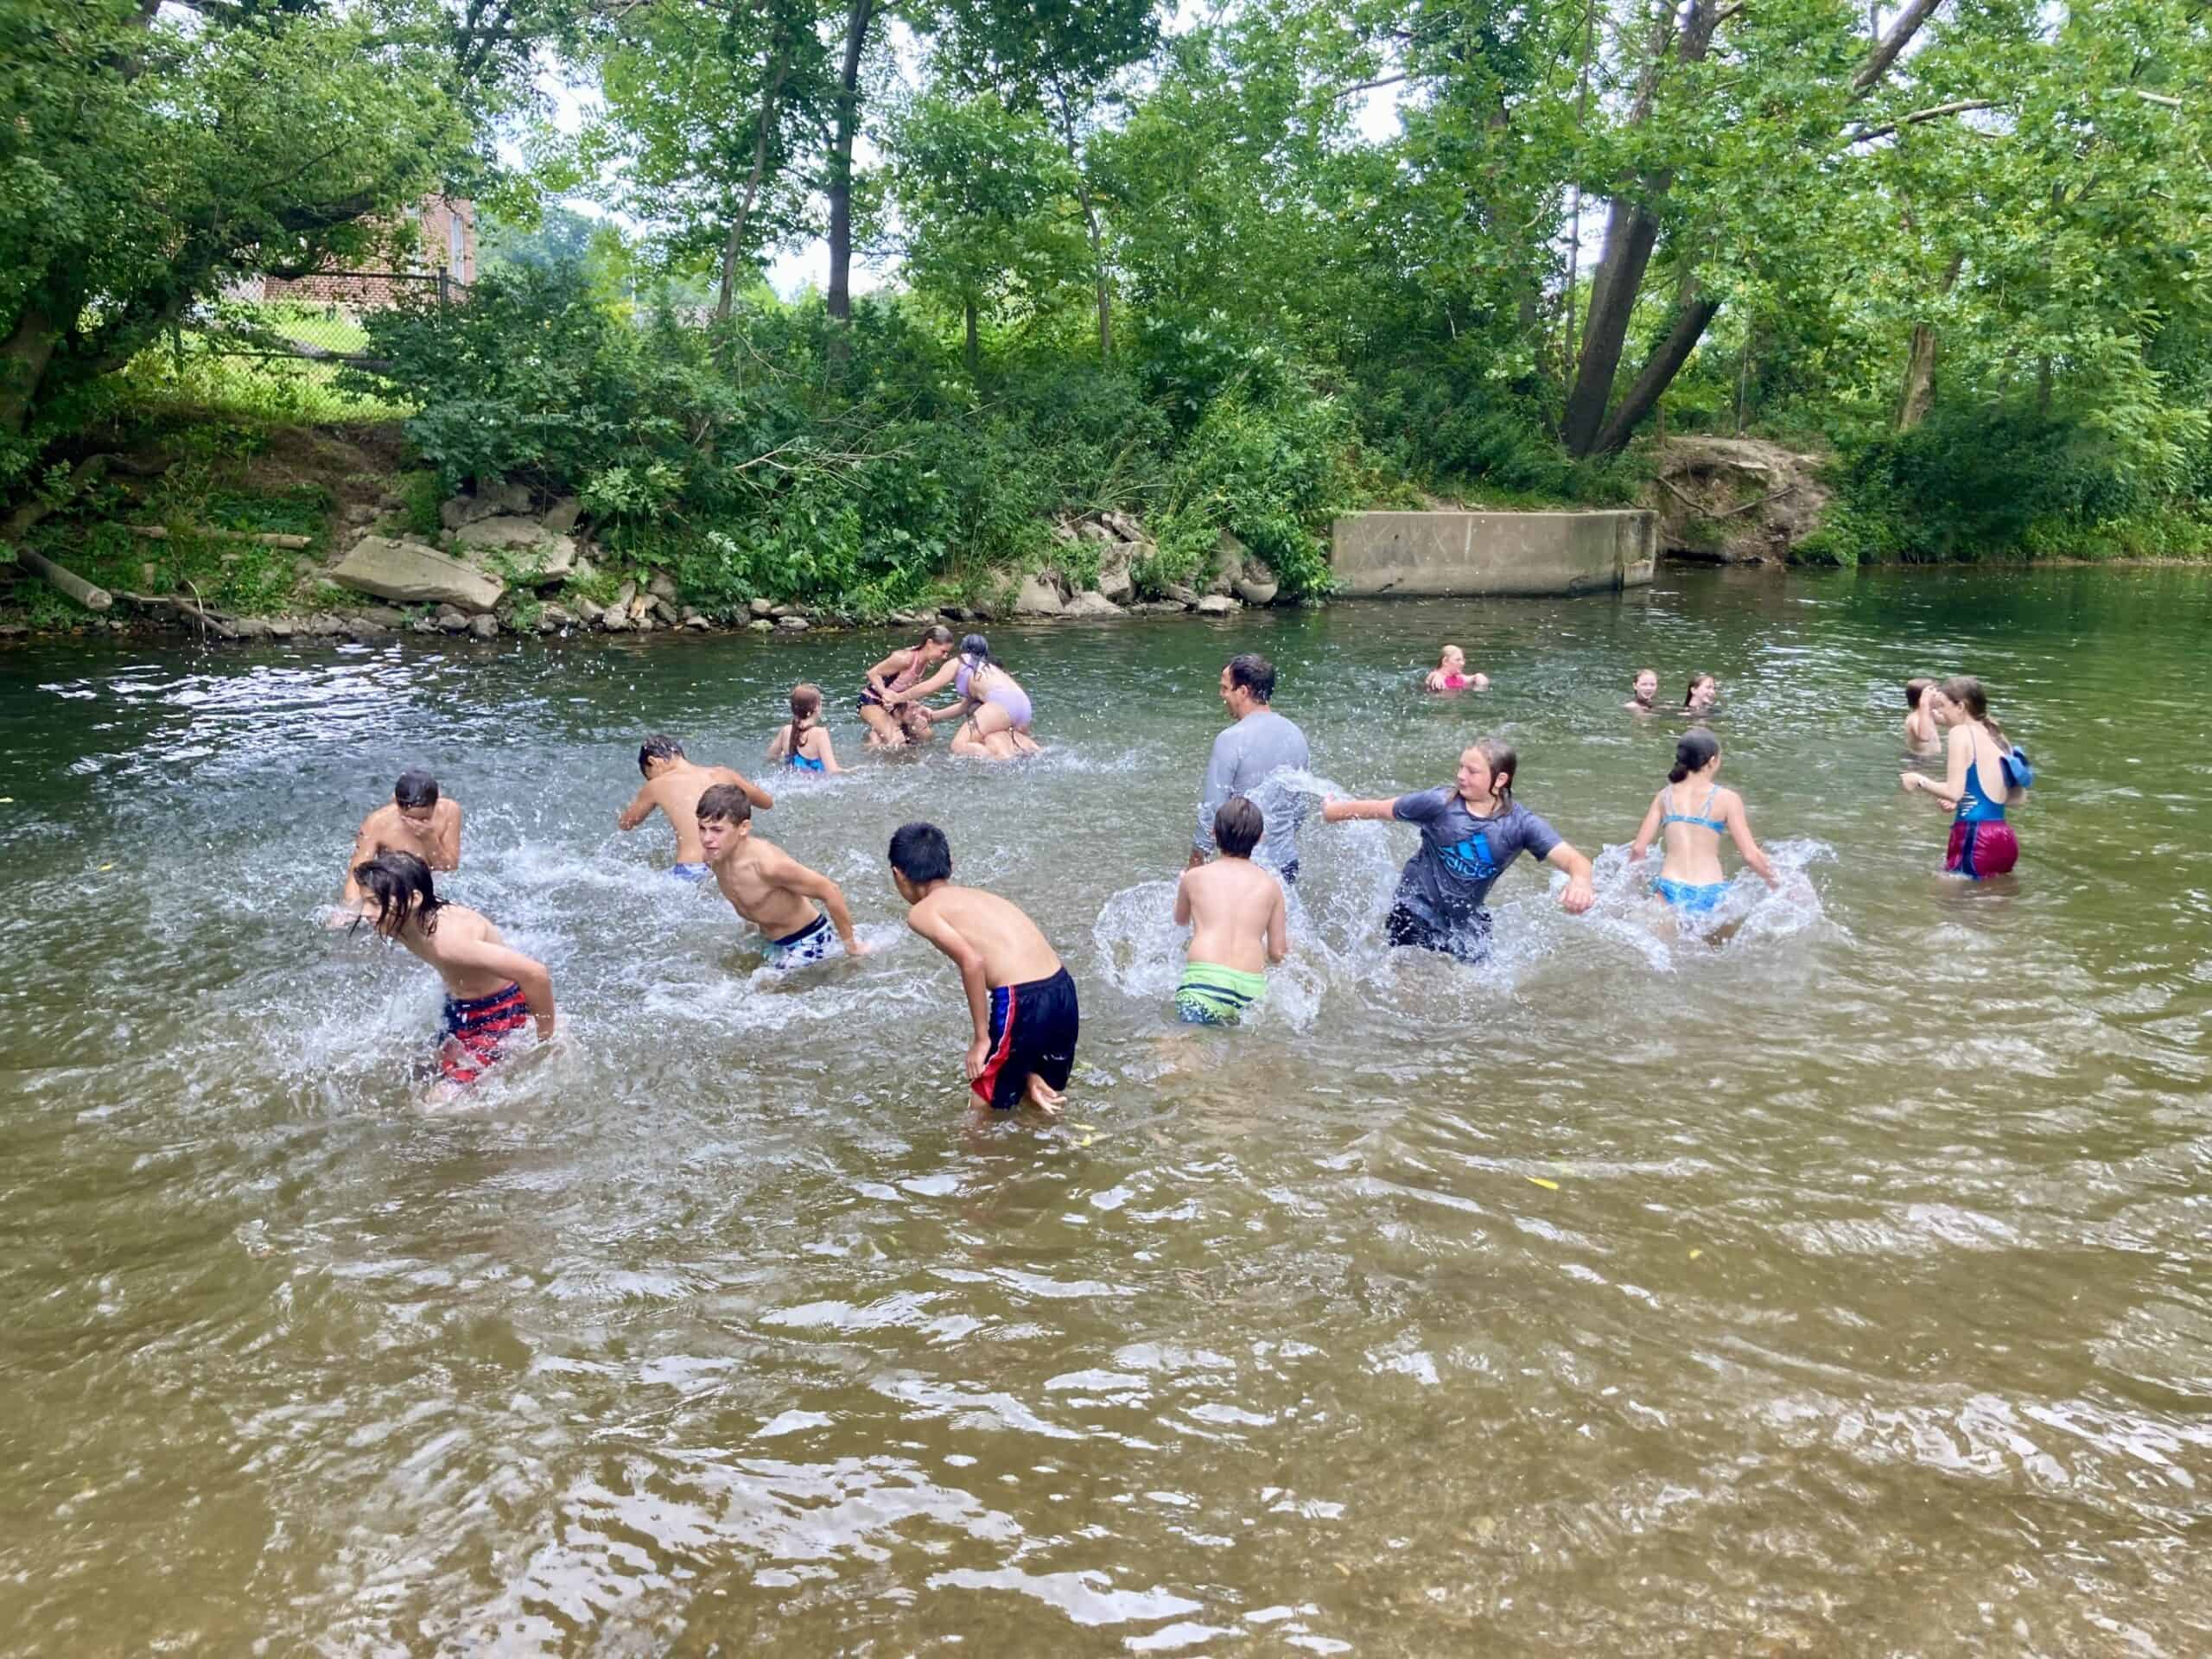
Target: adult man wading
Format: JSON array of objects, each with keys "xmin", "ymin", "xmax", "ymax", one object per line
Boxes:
[{"xmin": 1189, "ymin": 652, "xmax": 1310, "ymax": 883}]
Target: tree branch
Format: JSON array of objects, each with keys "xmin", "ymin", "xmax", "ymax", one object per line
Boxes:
[
  {"xmin": 1853, "ymin": 0, "xmax": 1942, "ymax": 95},
  {"xmin": 1847, "ymin": 98, "xmax": 1994, "ymax": 143}
]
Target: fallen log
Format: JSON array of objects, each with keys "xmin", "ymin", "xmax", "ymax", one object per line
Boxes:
[
  {"xmin": 16, "ymin": 547, "xmax": 112, "ymax": 612},
  {"xmin": 124, "ymin": 525, "xmax": 314, "ymax": 549}
]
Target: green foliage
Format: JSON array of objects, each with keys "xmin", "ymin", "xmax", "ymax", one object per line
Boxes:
[{"xmin": 1152, "ymin": 389, "xmax": 1351, "ymax": 599}]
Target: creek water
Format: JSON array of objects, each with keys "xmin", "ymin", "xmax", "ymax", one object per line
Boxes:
[{"xmin": 2, "ymin": 565, "xmax": 2209, "ymax": 1656}]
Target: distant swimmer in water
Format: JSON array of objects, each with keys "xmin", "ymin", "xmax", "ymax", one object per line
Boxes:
[
  {"xmin": 352, "ymin": 850, "xmax": 555, "ymax": 1096},
  {"xmin": 766, "ymin": 683, "xmax": 843, "ymax": 774},
  {"xmin": 859, "ymin": 625, "xmax": 956, "ymax": 748},
  {"xmin": 1628, "ymin": 728, "xmax": 1777, "ymax": 919},
  {"xmin": 1903, "ymin": 674, "xmax": 2031, "ymax": 880},
  {"xmin": 1903, "ymin": 677, "xmax": 1942, "ymax": 756},
  {"xmin": 696, "ymin": 784, "xmax": 867, "ymax": 971},
  {"xmin": 907, "ymin": 634, "xmax": 1041, "ymax": 760},
  {"xmin": 1624, "ymin": 667, "xmax": 1660, "ymax": 714},
  {"xmin": 1320, "ymin": 738, "xmax": 1596, "ymax": 962},
  {"xmin": 1173, "ymin": 796, "xmax": 1288, "ymax": 1026},
  {"xmin": 1685, "ymin": 671, "xmax": 1719, "ymax": 715},
  {"xmin": 1423, "ymin": 645, "xmax": 1489, "ymax": 693},
  {"xmin": 339, "ymin": 768, "xmax": 460, "ymax": 920},
  {"xmin": 618, "ymin": 734, "xmax": 772, "ymax": 881},
  {"xmin": 890, "ymin": 821, "xmax": 1078, "ymax": 1114}
]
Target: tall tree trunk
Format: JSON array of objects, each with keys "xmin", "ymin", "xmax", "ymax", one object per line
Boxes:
[
  {"xmin": 1561, "ymin": 197, "xmax": 1664, "ymax": 455},
  {"xmin": 1591, "ymin": 295, "xmax": 1721, "ymax": 456},
  {"xmin": 1895, "ymin": 323, "xmax": 1938, "ymax": 429},
  {"xmin": 715, "ymin": 48, "xmax": 791, "ymax": 325},
  {"xmin": 825, "ymin": 0, "xmax": 875, "ymax": 357},
  {"xmin": 1052, "ymin": 85, "xmax": 1111, "ymax": 362},
  {"xmin": 964, "ymin": 299, "xmax": 980, "ymax": 379},
  {"xmin": 0, "ymin": 304, "xmax": 62, "ymax": 441}
]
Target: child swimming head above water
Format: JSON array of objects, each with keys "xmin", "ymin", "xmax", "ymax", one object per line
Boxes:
[{"xmin": 1423, "ymin": 645, "xmax": 1488, "ymax": 693}]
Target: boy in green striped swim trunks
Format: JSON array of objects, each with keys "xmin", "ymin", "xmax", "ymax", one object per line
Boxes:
[{"xmin": 1173, "ymin": 796, "xmax": 1289, "ymax": 1025}]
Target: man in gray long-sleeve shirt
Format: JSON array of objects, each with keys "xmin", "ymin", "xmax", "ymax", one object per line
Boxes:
[{"xmin": 1188, "ymin": 652, "xmax": 1310, "ymax": 880}]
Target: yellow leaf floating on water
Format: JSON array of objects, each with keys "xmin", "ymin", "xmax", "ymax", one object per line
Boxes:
[
  {"xmin": 1080, "ymin": 1135, "xmax": 1096, "ymax": 1147},
  {"xmin": 1526, "ymin": 1176, "xmax": 1559, "ymax": 1191},
  {"xmin": 98, "ymin": 863, "xmax": 114, "ymax": 871},
  {"xmin": 1688, "ymin": 1249, "xmax": 1703, "ymax": 1260},
  {"xmin": 1071, "ymin": 1123, "xmax": 1097, "ymax": 1132}
]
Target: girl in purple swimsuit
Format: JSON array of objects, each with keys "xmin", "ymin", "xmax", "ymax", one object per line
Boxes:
[{"xmin": 908, "ymin": 634, "xmax": 1041, "ymax": 761}]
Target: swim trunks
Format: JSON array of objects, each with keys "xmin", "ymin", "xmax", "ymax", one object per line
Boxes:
[
  {"xmin": 973, "ymin": 965, "xmax": 1080, "ymax": 1110},
  {"xmin": 1174, "ymin": 962, "xmax": 1268, "ymax": 1026},
  {"xmin": 1946, "ymin": 818, "xmax": 2018, "ymax": 880},
  {"xmin": 438, "ymin": 982, "xmax": 530, "ymax": 1086},
  {"xmin": 670, "ymin": 861, "xmax": 712, "ymax": 881},
  {"xmin": 1385, "ymin": 899, "xmax": 1492, "ymax": 963},
  {"xmin": 764, "ymin": 910, "xmax": 841, "ymax": 971},
  {"xmin": 1653, "ymin": 875, "xmax": 1728, "ymax": 914}
]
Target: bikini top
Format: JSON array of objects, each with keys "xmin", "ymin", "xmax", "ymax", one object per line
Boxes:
[
  {"xmin": 887, "ymin": 651, "xmax": 931, "ymax": 695},
  {"xmin": 1659, "ymin": 784, "xmax": 1727, "ymax": 834}
]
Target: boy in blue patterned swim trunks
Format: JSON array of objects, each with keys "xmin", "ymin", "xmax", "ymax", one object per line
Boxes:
[{"xmin": 696, "ymin": 785, "xmax": 866, "ymax": 972}]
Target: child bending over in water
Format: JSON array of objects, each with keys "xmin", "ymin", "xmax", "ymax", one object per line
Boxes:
[
  {"xmin": 890, "ymin": 821, "xmax": 1078, "ymax": 1112},
  {"xmin": 353, "ymin": 850, "xmax": 555, "ymax": 1094},
  {"xmin": 766, "ymin": 683, "xmax": 843, "ymax": 773},
  {"xmin": 1902, "ymin": 674, "xmax": 2031, "ymax": 880},
  {"xmin": 1423, "ymin": 645, "xmax": 1489, "ymax": 693},
  {"xmin": 696, "ymin": 785, "xmax": 867, "ymax": 970},
  {"xmin": 1903, "ymin": 678, "xmax": 1942, "ymax": 756},
  {"xmin": 1629, "ymin": 728, "xmax": 1777, "ymax": 918},
  {"xmin": 1173, "ymin": 796, "xmax": 1288, "ymax": 1025}
]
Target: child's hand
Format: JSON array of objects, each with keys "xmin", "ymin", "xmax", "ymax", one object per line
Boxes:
[
  {"xmin": 1900, "ymin": 772, "xmax": 1918, "ymax": 792},
  {"xmin": 965, "ymin": 1038, "xmax": 989, "ymax": 1082},
  {"xmin": 1560, "ymin": 874, "xmax": 1597, "ymax": 915},
  {"xmin": 846, "ymin": 937, "xmax": 872, "ymax": 957},
  {"xmin": 1320, "ymin": 797, "xmax": 1347, "ymax": 823}
]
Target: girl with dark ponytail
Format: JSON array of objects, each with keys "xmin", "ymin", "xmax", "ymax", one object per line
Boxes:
[{"xmin": 1630, "ymin": 728, "xmax": 1777, "ymax": 918}]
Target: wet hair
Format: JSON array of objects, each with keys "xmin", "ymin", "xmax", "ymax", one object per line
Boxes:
[
  {"xmin": 1635, "ymin": 667, "xmax": 1657, "ymax": 683},
  {"xmin": 888, "ymin": 820, "xmax": 952, "ymax": 885},
  {"xmin": 1437, "ymin": 645, "xmax": 1464, "ymax": 668},
  {"xmin": 1226, "ymin": 652, "xmax": 1276, "ymax": 704},
  {"xmin": 1905, "ymin": 677, "xmax": 1936, "ymax": 709},
  {"xmin": 958, "ymin": 633, "xmax": 993, "ymax": 669},
  {"xmin": 1469, "ymin": 736, "xmax": 1518, "ymax": 810},
  {"xmin": 638, "ymin": 734, "xmax": 684, "ymax": 776},
  {"xmin": 696, "ymin": 783, "xmax": 753, "ymax": 826},
  {"xmin": 1684, "ymin": 672, "xmax": 1716, "ymax": 709},
  {"xmin": 1213, "ymin": 795, "xmax": 1264, "ymax": 859},
  {"xmin": 393, "ymin": 769, "xmax": 438, "ymax": 809},
  {"xmin": 353, "ymin": 849, "xmax": 443, "ymax": 937},
  {"xmin": 1669, "ymin": 727, "xmax": 1721, "ymax": 784},
  {"xmin": 918, "ymin": 624, "xmax": 954, "ymax": 651},
  {"xmin": 1937, "ymin": 674, "xmax": 2005, "ymax": 745},
  {"xmin": 786, "ymin": 683, "xmax": 822, "ymax": 753}
]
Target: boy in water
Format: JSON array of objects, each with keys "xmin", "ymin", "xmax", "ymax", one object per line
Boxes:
[
  {"xmin": 352, "ymin": 849, "xmax": 555, "ymax": 1094},
  {"xmin": 888, "ymin": 821, "xmax": 1078, "ymax": 1113},
  {"xmin": 340, "ymin": 769, "xmax": 461, "ymax": 917},
  {"xmin": 618, "ymin": 734, "xmax": 772, "ymax": 880},
  {"xmin": 1173, "ymin": 796, "xmax": 1288, "ymax": 1025},
  {"xmin": 695, "ymin": 785, "xmax": 865, "ymax": 970},
  {"xmin": 1904, "ymin": 677, "xmax": 1942, "ymax": 755}
]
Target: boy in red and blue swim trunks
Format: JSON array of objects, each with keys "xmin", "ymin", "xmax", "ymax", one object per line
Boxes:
[{"xmin": 888, "ymin": 822, "xmax": 1078, "ymax": 1114}]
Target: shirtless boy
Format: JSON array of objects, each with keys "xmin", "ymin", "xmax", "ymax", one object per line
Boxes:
[
  {"xmin": 618, "ymin": 735, "xmax": 772, "ymax": 880},
  {"xmin": 352, "ymin": 849, "xmax": 555, "ymax": 1094},
  {"xmin": 888, "ymin": 820, "xmax": 1079, "ymax": 1113},
  {"xmin": 1173, "ymin": 796, "xmax": 1289, "ymax": 1026},
  {"xmin": 340, "ymin": 769, "xmax": 461, "ymax": 915},
  {"xmin": 695, "ymin": 784, "xmax": 865, "ymax": 970}
]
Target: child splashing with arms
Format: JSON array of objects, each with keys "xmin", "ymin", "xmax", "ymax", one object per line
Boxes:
[
  {"xmin": 1423, "ymin": 645, "xmax": 1489, "ymax": 692},
  {"xmin": 1630, "ymin": 728, "xmax": 1777, "ymax": 918},
  {"xmin": 766, "ymin": 683, "xmax": 843, "ymax": 774},
  {"xmin": 1903, "ymin": 674, "xmax": 2031, "ymax": 880}
]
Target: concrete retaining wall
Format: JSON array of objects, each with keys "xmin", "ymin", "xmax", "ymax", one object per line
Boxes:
[{"xmin": 1331, "ymin": 510, "xmax": 1657, "ymax": 597}]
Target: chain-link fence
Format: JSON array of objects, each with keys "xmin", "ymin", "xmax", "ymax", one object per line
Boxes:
[{"xmin": 133, "ymin": 270, "xmax": 460, "ymax": 421}]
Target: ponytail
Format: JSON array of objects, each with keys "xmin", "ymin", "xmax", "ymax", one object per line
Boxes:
[{"xmin": 1669, "ymin": 728, "xmax": 1720, "ymax": 784}]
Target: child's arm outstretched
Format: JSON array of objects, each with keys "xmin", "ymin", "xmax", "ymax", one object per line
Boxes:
[
  {"xmin": 1543, "ymin": 842, "xmax": 1598, "ymax": 913},
  {"xmin": 1726, "ymin": 791, "xmax": 1779, "ymax": 887},
  {"xmin": 1901, "ymin": 727, "xmax": 1968, "ymax": 809},
  {"xmin": 1629, "ymin": 791, "xmax": 1664, "ymax": 863},
  {"xmin": 1321, "ymin": 797, "xmax": 1398, "ymax": 823},
  {"xmin": 907, "ymin": 908, "xmax": 994, "ymax": 1080}
]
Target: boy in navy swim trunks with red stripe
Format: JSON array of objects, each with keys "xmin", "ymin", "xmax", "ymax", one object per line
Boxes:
[
  {"xmin": 352, "ymin": 850, "xmax": 556, "ymax": 1097},
  {"xmin": 888, "ymin": 822, "xmax": 1079, "ymax": 1115}
]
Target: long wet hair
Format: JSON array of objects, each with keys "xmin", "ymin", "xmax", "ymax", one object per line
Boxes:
[
  {"xmin": 786, "ymin": 683, "xmax": 822, "ymax": 753},
  {"xmin": 916, "ymin": 623, "xmax": 954, "ymax": 654},
  {"xmin": 354, "ymin": 849, "xmax": 443, "ymax": 937},
  {"xmin": 1471, "ymin": 736, "xmax": 1518, "ymax": 810},
  {"xmin": 1937, "ymin": 674, "xmax": 2005, "ymax": 746},
  {"xmin": 1684, "ymin": 672, "xmax": 1716, "ymax": 709},
  {"xmin": 1669, "ymin": 727, "xmax": 1721, "ymax": 784}
]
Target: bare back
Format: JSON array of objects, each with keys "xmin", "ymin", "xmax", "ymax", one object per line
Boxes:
[
  {"xmin": 633, "ymin": 761, "xmax": 751, "ymax": 862},
  {"xmin": 909, "ymin": 885, "xmax": 1061, "ymax": 988},
  {"xmin": 1656, "ymin": 782, "xmax": 1732, "ymax": 885},
  {"xmin": 1179, "ymin": 859, "xmax": 1287, "ymax": 976},
  {"xmin": 397, "ymin": 905, "xmax": 516, "ymax": 1001}
]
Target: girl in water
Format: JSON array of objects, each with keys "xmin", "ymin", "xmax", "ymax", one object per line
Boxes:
[
  {"xmin": 1423, "ymin": 645, "xmax": 1489, "ymax": 692},
  {"xmin": 857, "ymin": 625, "xmax": 956, "ymax": 748},
  {"xmin": 910, "ymin": 634, "xmax": 1042, "ymax": 761},
  {"xmin": 1903, "ymin": 674, "xmax": 2030, "ymax": 879},
  {"xmin": 1321, "ymin": 738, "xmax": 1596, "ymax": 962},
  {"xmin": 1629, "ymin": 728, "xmax": 1777, "ymax": 918},
  {"xmin": 1684, "ymin": 671, "xmax": 1719, "ymax": 715},
  {"xmin": 766, "ymin": 683, "xmax": 843, "ymax": 774},
  {"xmin": 1903, "ymin": 677, "xmax": 1942, "ymax": 755}
]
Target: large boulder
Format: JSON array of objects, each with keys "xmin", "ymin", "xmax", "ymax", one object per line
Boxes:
[
  {"xmin": 1196, "ymin": 594, "xmax": 1241, "ymax": 617},
  {"xmin": 540, "ymin": 497, "xmax": 583, "ymax": 536},
  {"xmin": 1231, "ymin": 557, "xmax": 1280, "ymax": 607},
  {"xmin": 454, "ymin": 518, "xmax": 577, "ymax": 583},
  {"xmin": 1642, "ymin": 435, "xmax": 1830, "ymax": 563},
  {"xmin": 1063, "ymin": 591, "xmax": 1125, "ymax": 620},
  {"xmin": 1013, "ymin": 573, "xmax": 1066, "ymax": 617},
  {"xmin": 439, "ymin": 479, "xmax": 534, "ymax": 531},
  {"xmin": 1096, "ymin": 544, "xmax": 1136, "ymax": 602},
  {"xmin": 332, "ymin": 537, "xmax": 505, "ymax": 613}
]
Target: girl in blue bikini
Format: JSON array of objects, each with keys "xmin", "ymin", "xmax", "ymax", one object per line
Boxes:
[
  {"xmin": 766, "ymin": 683, "xmax": 844, "ymax": 774},
  {"xmin": 1630, "ymin": 728, "xmax": 1777, "ymax": 917}
]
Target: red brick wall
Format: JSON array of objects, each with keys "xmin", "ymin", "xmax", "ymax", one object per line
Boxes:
[{"xmin": 258, "ymin": 196, "xmax": 475, "ymax": 307}]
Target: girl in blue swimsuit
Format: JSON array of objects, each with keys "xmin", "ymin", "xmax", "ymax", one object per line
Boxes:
[
  {"xmin": 1630, "ymin": 728, "xmax": 1778, "ymax": 917},
  {"xmin": 766, "ymin": 683, "xmax": 842, "ymax": 774}
]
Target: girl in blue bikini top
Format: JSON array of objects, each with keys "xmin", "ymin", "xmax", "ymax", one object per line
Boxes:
[
  {"xmin": 1630, "ymin": 728, "xmax": 1780, "ymax": 914},
  {"xmin": 767, "ymin": 683, "xmax": 842, "ymax": 774}
]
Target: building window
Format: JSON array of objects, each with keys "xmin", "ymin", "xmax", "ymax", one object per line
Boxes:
[{"xmin": 448, "ymin": 210, "xmax": 465, "ymax": 275}]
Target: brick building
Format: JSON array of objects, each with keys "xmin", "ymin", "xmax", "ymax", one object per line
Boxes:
[{"xmin": 245, "ymin": 196, "xmax": 476, "ymax": 308}]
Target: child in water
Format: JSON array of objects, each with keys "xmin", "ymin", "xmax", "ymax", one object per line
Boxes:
[
  {"xmin": 352, "ymin": 850, "xmax": 556, "ymax": 1094},
  {"xmin": 1624, "ymin": 668, "xmax": 1660, "ymax": 714},
  {"xmin": 889, "ymin": 821, "xmax": 1078, "ymax": 1112},
  {"xmin": 1902, "ymin": 674, "xmax": 2030, "ymax": 879},
  {"xmin": 1173, "ymin": 796, "xmax": 1289, "ymax": 1025},
  {"xmin": 766, "ymin": 683, "xmax": 843, "ymax": 773},
  {"xmin": 1423, "ymin": 645, "xmax": 1489, "ymax": 692},
  {"xmin": 1685, "ymin": 672, "xmax": 1719, "ymax": 715},
  {"xmin": 1629, "ymin": 728, "xmax": 1777, "ymax": 918},
  {"xmin": 1903, "ymin": 678, "xmax": 1942, "ymax": 756},
  {"xmin": 696, "ymin": 785, "xmax": 867, "ymax": 969}
]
